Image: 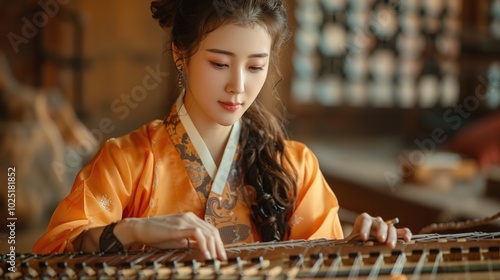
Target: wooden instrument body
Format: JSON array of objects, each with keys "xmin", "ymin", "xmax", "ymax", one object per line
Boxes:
[{"xmin": 2, "ymin": 232, "xmax": 499, "ymax": 279}]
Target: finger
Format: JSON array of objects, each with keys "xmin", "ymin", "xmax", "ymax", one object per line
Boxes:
[
  {"xmin": 168, "ymin": 213, "xmax": 210, "ymax": 257},
  {"xmin": 176, "ymin": 238, "xmax": 226, "ymax": 261},
  {"xmin": 385, "ymin": 225, "xmax": 397, "ymax": 248},
  {"xmin": 217, "ymin": 242, "xmax": 227, "ymax": 261},
  {"xmin": 206, "ymin": 232, "xmax": 227, "ymax": 261},
  {"xmin": 211, "ymin": 228, "xmax": 227, "ymax": 261},
  {"xmin": 188, "ymin": 227, "xmax": 212, "ymax": 260},
  {"xmin": 354, "ymin": 213, "xmax": 372, "ymax": 240},
  {"xmin": 181, "ymin": 214, "xmax": 217, "ymax": 260},
  {"xmin": 205, "ymin": 234, "xmax": 217, "ymax": 260},
  {"xmin": 133, "ymin": 213, "xmax": 216, "ymax": 260},
  {"xmin": 149, "ymin": 238, "xmax": 189, "ymax": 250},
  {"xmin": 396, "ymin": 228, "xmax": 412, "ymax": 242},
  {"xmin": 370, "ymin": 216, "xmax": 388, "ymax": 243},
  {"xmin": 139, "ymin": 213, "xmax": 223, "ymax": 261},
  {"xmin": 189, "ymin": 218, "xmax": 226, "ymax": 260},
  {"xmin": 184, "ymin": 213, "xmax": 228, "ymax": 260},
  {"xmin": 188, "ymin": 216, "xmax": 222, "ymax": 260}
]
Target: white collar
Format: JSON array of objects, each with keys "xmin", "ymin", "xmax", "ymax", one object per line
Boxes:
[{"xmin": 176, "ymin": 94, "xmax": 241, "ymax": 195}]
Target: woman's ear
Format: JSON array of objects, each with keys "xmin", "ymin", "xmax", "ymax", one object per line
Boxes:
[{"xmin": 171, "ymin": 43, "xmax": 185, "ymax": 68}]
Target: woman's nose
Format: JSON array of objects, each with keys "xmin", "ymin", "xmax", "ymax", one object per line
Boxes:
[{"xmin": 225, "ymin": 69, "xmax": 244, "ymax": 94}]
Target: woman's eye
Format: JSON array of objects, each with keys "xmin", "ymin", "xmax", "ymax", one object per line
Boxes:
[
  {"xmin": 210, "ymin": 62, "xmax": 228, "ymax": 69},
  {"xmin": 249, "ymin": 66, "xmax": 264, "ymax": 72}
]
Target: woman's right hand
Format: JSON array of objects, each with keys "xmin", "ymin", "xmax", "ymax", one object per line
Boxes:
[{"xmin": 116, "ymin": 212, "xmax": 227, "ymax": 261}]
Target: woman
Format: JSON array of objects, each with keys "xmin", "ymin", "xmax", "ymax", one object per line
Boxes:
[{"xmin": 33, "ymin": 0, "xmax": 411, "ymax": 260}]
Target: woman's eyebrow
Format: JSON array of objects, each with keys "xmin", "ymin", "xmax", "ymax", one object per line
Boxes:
[{"xmin": 205, "ymin": 48, "xmax": 269, "ymax": 58}]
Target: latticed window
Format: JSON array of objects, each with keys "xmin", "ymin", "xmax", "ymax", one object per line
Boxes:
[{"xmin": 292, "ymin": 0, "xmax": 500, "ymax": 109}]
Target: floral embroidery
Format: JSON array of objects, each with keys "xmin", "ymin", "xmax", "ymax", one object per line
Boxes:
[
  {"xmin": 290, "ymin": 215, "xmax": 304, "ymax": 227},
  {"xmin": 165, "ymin": 110, "xmax": 211, "ymax": 201},
  {"xmin": 98, "ymin": 194, "xmax": 113, "ymax": 212}
]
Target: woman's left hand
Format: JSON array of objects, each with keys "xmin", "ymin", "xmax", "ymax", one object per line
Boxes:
[{"xmin": 347, "ymin": 213, "xmax": 412, "ymax": 248}]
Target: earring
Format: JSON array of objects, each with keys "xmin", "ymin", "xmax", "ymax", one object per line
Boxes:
[{"xmin": 176, "ymin": 64, "xmax": 184, "ymax": 89}]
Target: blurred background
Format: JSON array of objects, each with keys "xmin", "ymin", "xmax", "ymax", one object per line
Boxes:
[{"xmin": 0, "ymin": 0, "xmax": 499, "ymax": 253}]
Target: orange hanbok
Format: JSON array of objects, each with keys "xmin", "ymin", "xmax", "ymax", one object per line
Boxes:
[{"xmin": 33, "ymin": 100, "xmax": 343, "ymax": 254}]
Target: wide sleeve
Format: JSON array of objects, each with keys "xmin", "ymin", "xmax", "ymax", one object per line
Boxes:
[
  {"xmin": 286, "ymin": 141, "xmax": 344, "ymax": 240},
  {"xmin": 32, "ymin": 136, "xmax": 151, "ymax": 254}
]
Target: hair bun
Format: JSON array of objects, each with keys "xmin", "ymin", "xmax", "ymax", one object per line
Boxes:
[{"xmin": 151, "ymin": 0, "xmax": 178, "ymax": 28}]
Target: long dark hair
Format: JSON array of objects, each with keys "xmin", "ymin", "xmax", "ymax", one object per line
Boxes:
[{"xmin": 151, "ymin": 0, "xmax": 297, "ymax": 241}]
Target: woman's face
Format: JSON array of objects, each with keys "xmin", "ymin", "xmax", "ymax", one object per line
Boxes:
[{"xmin": 183, "ymin": 23, "xmax": 272, "ymax": 128}]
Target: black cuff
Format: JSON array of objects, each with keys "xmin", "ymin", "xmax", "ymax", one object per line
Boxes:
[{"xmin": 99, "ymin": 222, "xmax": 125, "ymax": 253}]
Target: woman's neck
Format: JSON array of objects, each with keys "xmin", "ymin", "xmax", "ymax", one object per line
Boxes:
[
  {"xmin": 181, "ymin": 92, "xmax": 234, "ymax": 166},
  {"xmin": 195, "ymin": 120, "xmax": 232, "ymax": 167}
]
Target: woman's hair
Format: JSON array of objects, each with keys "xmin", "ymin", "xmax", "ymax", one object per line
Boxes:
[{"xmin": 151, "ymin": 0, "xmax": 297, "ymax": 242}]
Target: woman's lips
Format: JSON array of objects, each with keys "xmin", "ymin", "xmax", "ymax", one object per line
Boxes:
[{"xmin": 219, "ymin": 101, "xmax": 242, "ymax": 112}]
